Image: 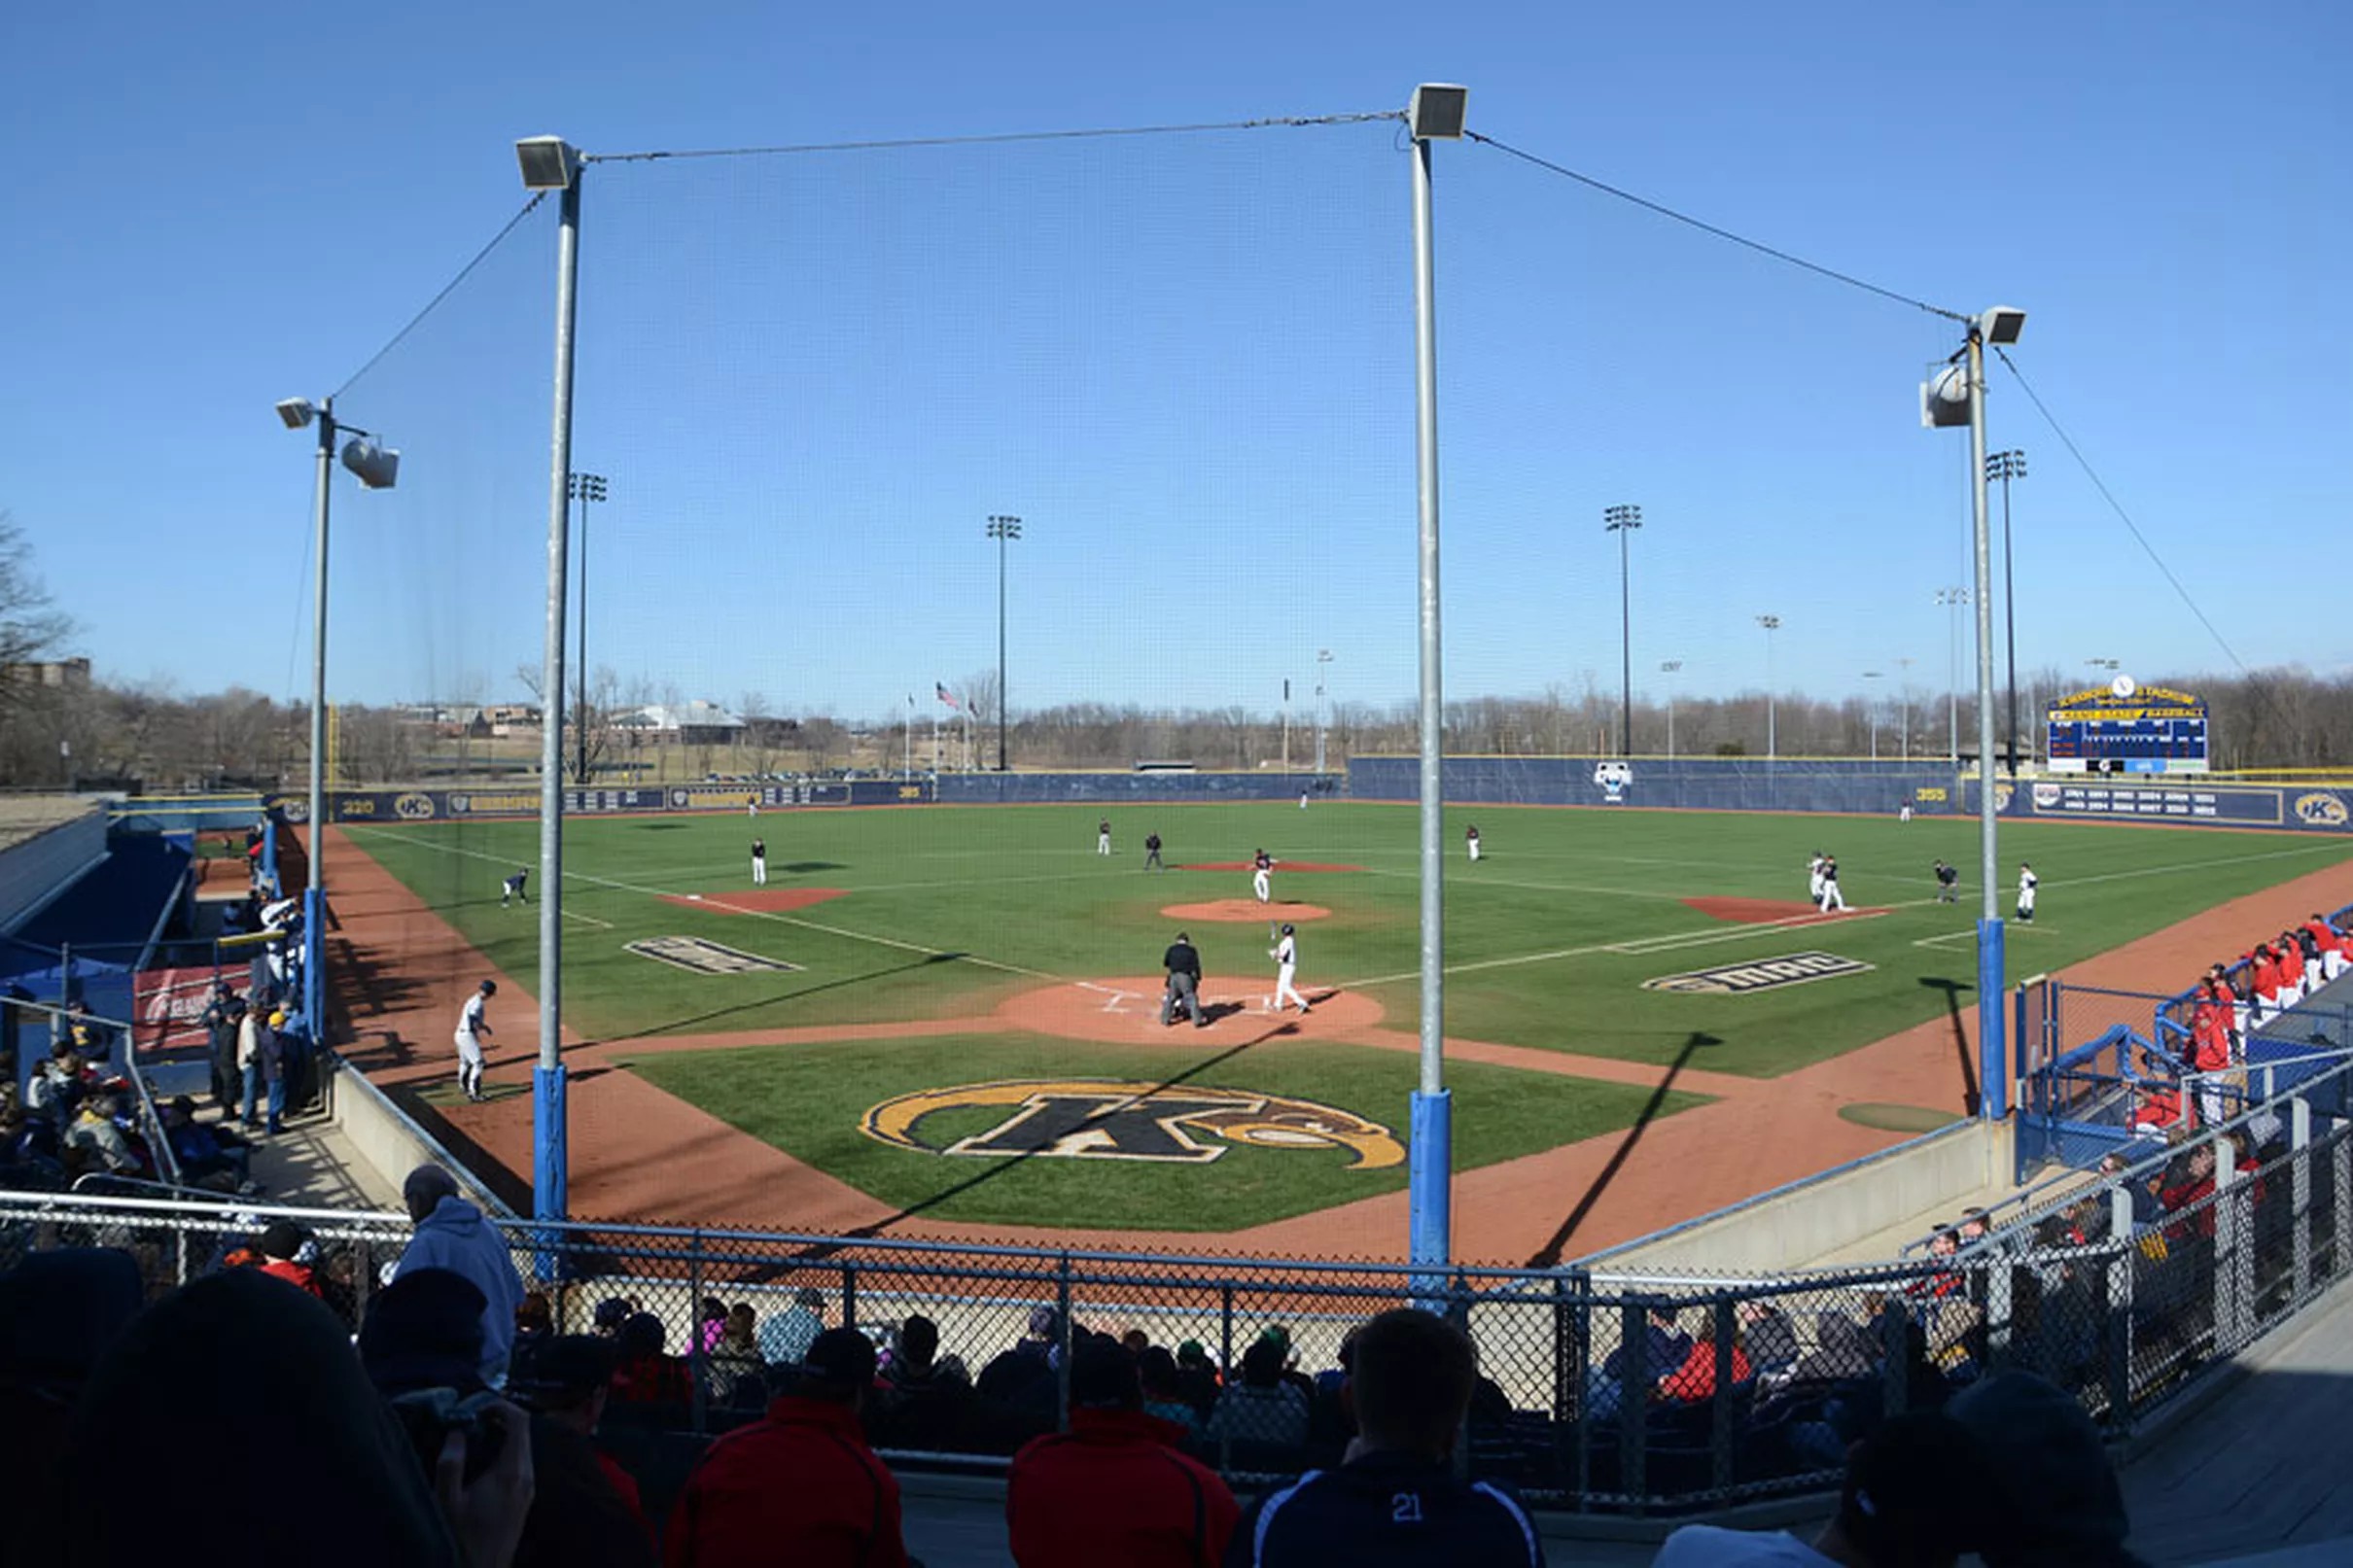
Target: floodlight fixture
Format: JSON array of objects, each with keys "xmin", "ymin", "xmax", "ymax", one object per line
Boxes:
[
  {"xmin": 340, "ymin": 436, "xmax": 400, "ymax": 490},
  {"xmin": 1408, "ymin": 84, "xmax": 1468, "ymax": 140},
  {"xmin": 1979, "ymin": 306, "xmax": 2027, "ymax": 346},
  {"xmin": 275, "ymin": 397, "xmax": 318, "ymax": 431},
  {"xmin": 515, "ymin": 135, "xmax": 580, "ymax": 192}
]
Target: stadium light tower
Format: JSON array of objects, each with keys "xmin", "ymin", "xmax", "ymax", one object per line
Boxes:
[
  {"xmin": 1660, "ymin": 660, "xmax": 1683, "ymax": 759},
  {"xmin": 1986, "ymin": 449, "xmax": 2027, "ymax": 775},
  {"xmin": 520, "ymin": 132, "xmax": 583, "ymax": 1241},
  {"xmin": 1604, "ymin": 505, "xmax": 1642, "ymax": 757},
  {"xmin": 1407, "ymin": 81, "xmax": 1467, "ymax": 1283},
  {"xmin": 1315, "ymin": 649, "xmax": 1334, "ymax": 774},
  {"xmin": 1755, "ymin": 615, "xmax": 1781, "ymax": 760},
  {"xmin": 1935, "ymin": 587, "xmax": 1970, "ymax": 764},
  {"xmin": 274, "ymin": 395, "xmax": 397, "ymax": 1055},
  {"xmin": 986, "ymin": 515, "xmax": 1022, "ymax": 771},
  {"xmin": 569, "ymin": 472, "xmax": 607, "ymax": 784},
  {"xmin": 1863, "ymin": 670, "xmax": 1884, "ymax": 760}
]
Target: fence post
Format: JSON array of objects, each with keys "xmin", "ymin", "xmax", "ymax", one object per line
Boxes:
[
  {"xmin": 1568, "ymin": 1269, "xmax": 1592, "ymax": 1512},
  {"xmin": 1984, "ymin": 1255, "xmax": 2014, "ymax": 1370},
  {"xmin": 2335, "ymin": 1130, "xmax": 2353, "ymax": 1286},
  {"xmin": 840, "ymin": 1261, "xmax": 859, "ymax": 1332},
  {"xmin": 1550, "ymin": 1272, "xmax": 1573, "ymax": 1425},
  {"xmin": 1052, "ymin": 1253, "xmax": 1074, "ymax": 1434},
  {"xmin": 687, "ymin": 1228, "xmax": 708, "ymax": 1436},
  {"xmin": 1218, "ymin": 1279, "xmax": 1236, "ymax": 1473},
  {"xmin": 2291, "ymin": 1098, "xmax": 2312, "ymax": 1303},
  {"xmin": 1618, "ymin": 1300, "xmax": 1649, "ymax": 1515},
  {"xmin": 1877, "ymin": 1298, "xmax": 1909, "ymax": 1419},
  {"xmin": 1708, "ymin": 1295, "xmax": 1737, "ymax": 1498},
  {"xmin": 2215, "ymin": 1138, "xmax": 2247, "ymax": 1355}
]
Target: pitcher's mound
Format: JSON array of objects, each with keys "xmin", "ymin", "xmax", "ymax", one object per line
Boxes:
[
  {"xmin": 659, "ymin": 888, "xmax": 847, "ymax": 914},
  {"xmin": 1161, "ymin": 900, "xmax": 1330, "ymax": 923},
  {"xmin": 999, "ymin": 974, "xmax": 1384, "ymax": 1042},
  {"xmin": 1684, "ymin": 896, "xmax": 1886, "ymax": 924}
]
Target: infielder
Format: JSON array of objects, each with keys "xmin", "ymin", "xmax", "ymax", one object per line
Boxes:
[
  {"xmin": 751, "ymin": 837, "xmax": 767, "ymax": 886},
  {"xmin": 1817, "ymin": 855, "xmax": 1847, "ymax": 914},
  {"xmin": 454, "ymin": 979, "xmax": 495, "ymax": 1102},
  {"xmin": 1933, "ymin": 859, "xmax": 1959, "ymax": 903},
  {"xmin": 1466, "ymin": 824, "xmax": 1482, "ymax": 862},
  {"xmin": 501, "ymin": 869, "xmax": 528, "ymax": 908},
  {"xmin": 1098, "ymin": 819, "xmax": 1112, "ymax": 856},
  {"xmin": 2017, "ymin": 862, "xmax": 2038, "ymax": 923},
  {"xmin": 1807, "ymin": 852, "xmax": 1827, "ymax": 905},
  {"xmin": 1251, "ymin": 849, "xmax": 1275, "ymax": 904},
  {"xmin": 1268, "ymin": 923, "xmax": 1310, "ymax": 1015},
  {"xmin": 1143, "ymin": 831, "xmax": 1164, "ymax": 871}
]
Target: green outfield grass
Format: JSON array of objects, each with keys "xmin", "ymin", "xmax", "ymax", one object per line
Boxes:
[
  {"xmin": 344, "ymin": 802, "xmax": 2353, "ymax": 1077},
  {"xmin": 627, "ymin": 1033, "xmax": 1701, "ymax": 1230}
]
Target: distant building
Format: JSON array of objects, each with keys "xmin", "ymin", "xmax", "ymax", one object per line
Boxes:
[
  {"xmin": 618, "ymin": 701, "xmax": 745, "ymax": 746},
  {"xmin": 2, "ymin": 657, "xmax": 91, "ymax": 691}
]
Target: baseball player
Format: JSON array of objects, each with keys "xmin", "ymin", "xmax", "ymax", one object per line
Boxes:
[
  {"xmin": 1161, "ymin": 930, "xmax": 1206, "ymax": 1028},
  {"xmin": 1268, "ymin": 923, "xmax": 1310, "ymax": 1015},
  {"xmin": 1143, "ymin": 831, "xmax": 1164, "ymax": 871},
  {"xmin": 1250, "ymin": 849, "xmax": 1277, "ymax": 904},
  {"xmin": 1299, "ymin": 789, "xmax": 1310, "ymax": 810},
  {"xmin": 1098, "ymin": 819, "xmax": 1112, "ymax": 856},
  {"xmin": 751, "ymin": 837, "xmax": 767, "ymax": 886},
  {"xmin": 2016, "ymin": 862, "xmax": 2038, "ymax": 923},
  {"xmin": 454, "ymin": 980, "xmax": 495, "ymax": 1102},
  {"xmin": 1466, "ymin": 824, "xmax": 1482, "ymax": 863},
  {"xmin": 1898, "ymin": 800, "xmax": 1914, "ymax": 823},
  {"xmin": 2274, "ymin": 930, "xmax": 2305, "ymax": 1010},
  {"xmin": 1817, "ymin": 854, "xmax": 1847, "ymax": 914},
  {"xmin": 2314, "ymin": 915, "xmax": 2349, "ymax": 983},
  {"xmin": 1933, "ymin": 859, "xmax": 1959, "ymax": 903},
  {"xmin": 748, "ymin": 794, "xmax": 758, "ymax": 819},
  {"xmin": 501, "ymin": 869, "xmax": 528, "ymax": 908},
  {"xmin": 1807, "ymin": 852, "xmax": 1827, "ymax": 905}
]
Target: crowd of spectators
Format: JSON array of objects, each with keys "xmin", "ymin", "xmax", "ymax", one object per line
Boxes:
[{"xmin": 0, "ymin": 1160, "xmax": 2155, "ymax": 1568}]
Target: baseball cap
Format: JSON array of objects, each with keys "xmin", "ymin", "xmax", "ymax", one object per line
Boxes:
[
  {"xmin": 258, "ymin": 1221, "xmax": 305, "ymax": 1261},
  {"xmin": 1947, "ymin": 1372, "xmax": 2145, "ymax": 1567},
  {"xmin": 591, "ymin": 1296, "xmax": 631, "ymax": 1331},
  {"xmin": 799, "ymin": 1325, "xmax": 878, "ymax": 1390}
]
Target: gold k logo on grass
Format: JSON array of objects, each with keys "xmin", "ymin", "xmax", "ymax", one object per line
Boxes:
[{"xmin": 861, "ymin": 1080, "xmax": 1404, "ymax": 1167}]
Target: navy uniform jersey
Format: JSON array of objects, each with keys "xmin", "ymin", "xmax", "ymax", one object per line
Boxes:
[{"xmin": 1226, "ymin": 1453, "xmax": 1540, "ymax": 1568}]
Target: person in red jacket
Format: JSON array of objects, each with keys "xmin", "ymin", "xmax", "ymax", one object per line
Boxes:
[
  {"xmin": 2191, "ymin": 983, "xmax": 2234, "ymax": 1128},
  {"xmin": 1657, "ymin": 1330, "xmax": 1752, "ymax": 1404},
  {"xmin": 664, "ymin": 1326, "xmax": 907, "ymax": 1568},
  {"xmin": 255, "ymin": 1221, "xmax": 323, "ymax": 1298},
  {"xmin": 2309, "ymin": 915, "xmax": 2348, "ymax": 984},
  {"xmin": 2247, "ymin": 945, "xmax": 2281, "ymax": 1027},
  {"xmin": 2209, "ymin": 961, "xmax": 2247, "ymax": 1040},
  {"xmin": 1006, "ymin": 1336, "xmax": 1239, "ymax": 1568}
]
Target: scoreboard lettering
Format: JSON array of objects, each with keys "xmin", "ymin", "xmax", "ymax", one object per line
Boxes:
[{"xmin": 2046, "ymin": 677, "xmax": 2208, "ymax": 775}]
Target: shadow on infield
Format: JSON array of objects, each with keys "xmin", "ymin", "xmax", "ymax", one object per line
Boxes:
[
  {"xmin": 1916, "ymin": 974, "xmax": 1982, "ymax": 1116},
  {"xmin": 1521, "ymin": 1029, "xmax": 1720, "ymax": 1270}
]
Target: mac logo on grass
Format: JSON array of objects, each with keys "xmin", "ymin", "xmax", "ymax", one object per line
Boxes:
[
  {"xmin": 625, "ymin": 935, "xmax": 799, "ymax": 975},
  {"xmin": 1642, "ymin": 951, "xmax": 1873, "ymax": 995},
  {"xmin": 861, "ymin": 1080, "xmax": 1404, "ymax": 1167}
]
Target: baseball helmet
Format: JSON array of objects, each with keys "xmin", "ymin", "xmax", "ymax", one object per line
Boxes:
[{"xmin": 1282, "ymin": 923, "xmax": 1295, "ymax": 935}]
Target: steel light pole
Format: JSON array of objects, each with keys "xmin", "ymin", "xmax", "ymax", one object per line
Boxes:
[
  {"xmin": 273, "ymin": 395, "xmax": 398, "ymax": 1049},
  {"xmin": 1935, "ymin": 587, "xmax": 1970, "ymax": 764},
  {"xmin": 1863, "ymin": 671, "xmax": 1884, "ymax": 760},
  {"xmin": 518, "ymin": 133, "xmax": 583, "ymax": 1237},
  {"xmin": 1896, "ymin": 656, "xmax": 1915, "ymax": 759},
  {"xmin": 1660, "ymin": 660, "xmax": 1682, "ymax": 759},
  {"xmin": 1406, "ymin": 82, "xmax": 1467, "ymax": 1281},
  {"xmin": 1755, "ymin": 615, "xmax": 1781, "ymax": 760},
  {"xmin": 1605, "ymin": 505, "xmax": 1642, "ymax": 756},
  {"xmin": 568, "ymin": 472, "xmax": 606, "ymax": 784},
  {"xmin": 1986, "ymin": 449, "xmax": 2026, "ymax": 774},
  {"xmin": 986, "ymin": 514, "xmax": 1021, "ymax": 771},
  {"xmin": 1315, "ymin": 649, "xmax": 1333, "ymax": 774}
]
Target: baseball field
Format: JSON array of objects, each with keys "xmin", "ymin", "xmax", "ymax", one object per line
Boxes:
[{"xmin": 332, "ymin": 801, "xmax": 2353, "ymax": 1249}]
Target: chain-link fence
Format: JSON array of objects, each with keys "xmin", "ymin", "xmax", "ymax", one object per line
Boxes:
[{"xmin": 9, "ymin": 1087, "xmax": 2348, "ymax": 1516}]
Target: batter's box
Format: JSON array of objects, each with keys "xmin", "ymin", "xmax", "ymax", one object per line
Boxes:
[{"xmin": 626, "ymin": 935, "xmax": 801, "ymax": 976}]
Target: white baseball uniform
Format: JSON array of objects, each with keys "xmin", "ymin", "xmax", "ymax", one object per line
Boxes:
[
  {"xmin": 1817, "ymin": 862, "xmax": 1846, "ymax": 914},
  {"xmin": 752, "ymin": 838, "xmax": 767, "ymax": 886},
  {"xmin": 1252, "ymin": 854, "xmax": 1273, "ymax": 904},
  {"xmin": 2017, "ymin": 868, "xmax": 2038, "ymax": 921},
  {"xmin": 454, "ymin": 992, "xmax": 489, "ymax": 1099},
  {"xmin": 1807, "ymin": 854, "xmax": 1826, "ymax": 903},
  {"xmin": 1270, "ymin": 932, "xmax": 1308, "ymax": 1013}
]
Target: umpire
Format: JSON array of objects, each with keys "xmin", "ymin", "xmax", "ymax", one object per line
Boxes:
[{"xmin": 1161, "ymin": 930, "xmax": 1207, "ymax": 1028}]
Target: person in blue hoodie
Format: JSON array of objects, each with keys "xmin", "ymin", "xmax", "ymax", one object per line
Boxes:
[{"xmin": 395, "ymin": 1163, "xmax": 526, "ymax": 1388}]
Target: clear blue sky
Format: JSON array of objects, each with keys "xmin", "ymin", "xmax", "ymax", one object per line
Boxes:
[{"xmin": 3, "ymin": 1, "xmax": 2345, "ymax": 725}]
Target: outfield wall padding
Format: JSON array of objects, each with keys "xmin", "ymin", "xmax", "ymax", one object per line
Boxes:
[
  {"xmin": 1964, "ymin": 777, "xmax": 2353, "ymax": 834},
  {"xmin": 935, "ymin": 772, "xmax": 1337, "ymax": 806},
  {"xmin": 1346, "ymin": 755, "xmax": 1955, "ymax": 816}
]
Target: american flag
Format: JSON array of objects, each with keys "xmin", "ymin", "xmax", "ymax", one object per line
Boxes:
[{"xmin": 935, "ymin": 682, "xmax": 961, "ymax": 710}]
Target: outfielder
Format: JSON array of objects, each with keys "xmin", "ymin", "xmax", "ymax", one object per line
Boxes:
[
  {"xmin": 1807, "ymin": 852, "xmax": 1827, "ymax": 905},
  {"xmin": 748, "ymin": 795, "xmax": 759, "ymax": 819},
  {"xmin": 1251, "ymin": 849, "xmax": 1274, "ymax": 905},
  {"xmin": 1466, "ymin": 824, "xmax": 1482, "ymax": 862},
  {"xmin": 501, "ymin": 869, "xmax": 528, "ymax": 908},
  {"xmin": 752, "ymin": 837, "xmax": 767, "ymax": 886},
  {"xmin": 1098, "ymin": 819, "xmax": 1112, "ymax": 856},
  {"xmin": 1817, "ymin": 855, "xmax": 1847, "ymax": 914},
  {"xmin": 2017, "ymin": 862, "xmax": 2038, "ymax": 923},
  {"xmin": 454, "ymin": 979, "xmax": 495, "ymax": 1102},
  {"xmin": 1268, "ymin": 923, "xmax": 1310, "ymax": 1015}
]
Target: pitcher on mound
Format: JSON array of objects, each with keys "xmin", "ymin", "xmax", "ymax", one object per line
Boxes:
[{"xmin": 1251, "ymin": 849, "xmax": 1275, "ymax": 904}]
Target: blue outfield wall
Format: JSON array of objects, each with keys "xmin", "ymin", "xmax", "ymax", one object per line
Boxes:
[
  {"xmin": 1346, "ymin": 755, "xmax": 1957, "ymax": 816},
  {"xmin": 1963, "ymin": 776, "xmax": 2353, "ymax": 835},
  {"xmin": 936, "ymin": 771, "xmax": 1337, "ymax": 806}
]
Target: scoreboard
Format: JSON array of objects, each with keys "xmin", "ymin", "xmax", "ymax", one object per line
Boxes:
[{"xmin": 2045, "ymin": 678, "xmax": 2208, "ymax": 775}]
